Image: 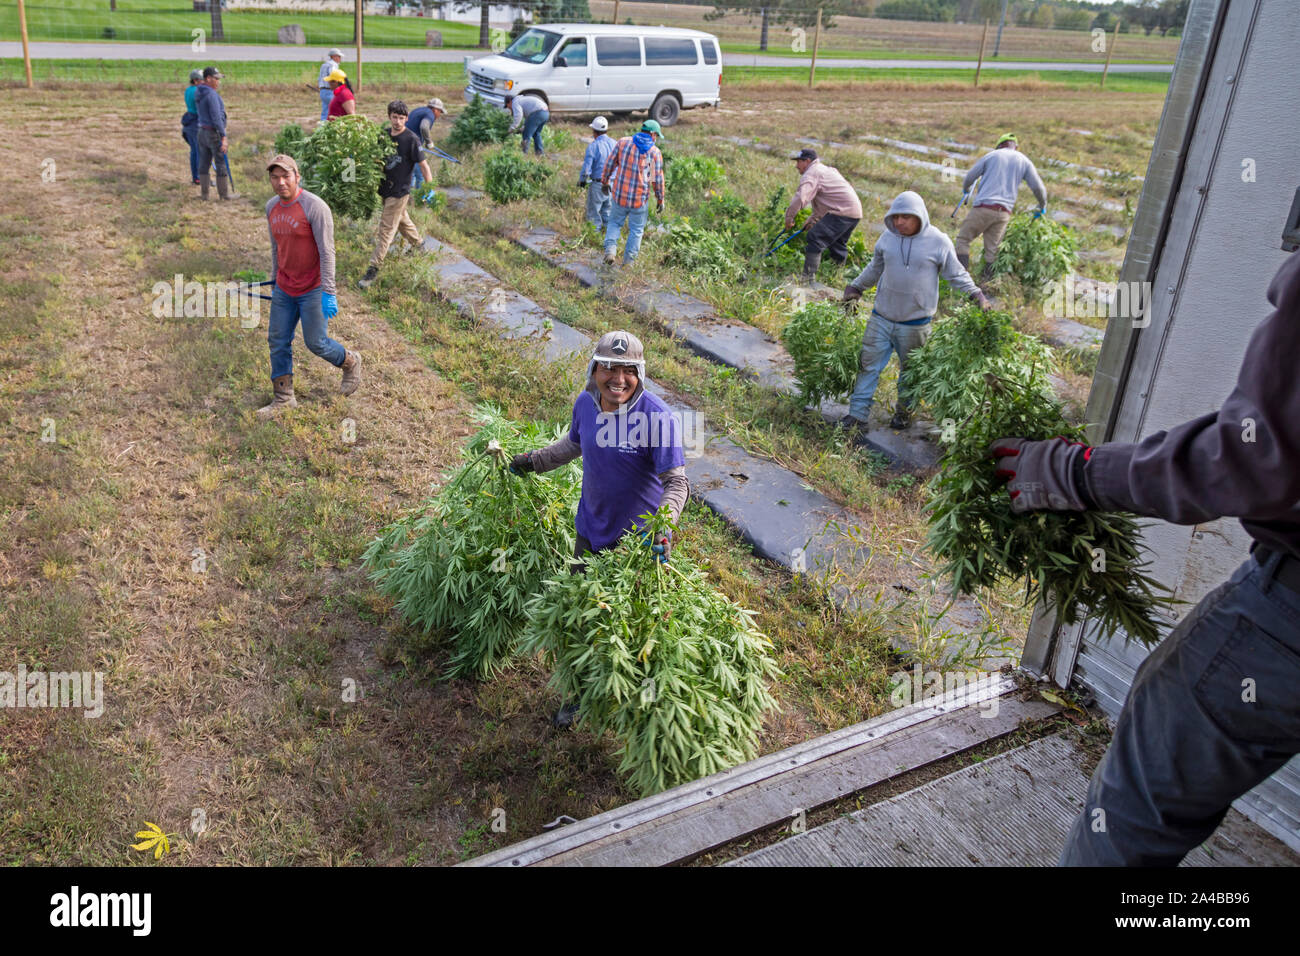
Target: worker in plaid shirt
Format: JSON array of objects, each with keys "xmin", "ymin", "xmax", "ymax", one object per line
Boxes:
[{"xmin": 600, "ymin": 119, "xmax": 665, "ymax": 266}]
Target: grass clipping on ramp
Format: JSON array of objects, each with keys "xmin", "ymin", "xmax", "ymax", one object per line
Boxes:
[
  {"xmin": 905, "ymin": 305, "xmax": 1174, "ymax": 646},
  {"xmin": 361, "ymin": 406, "xmax": 580, "ymax": 680},
  {"xmin": 522, "ymin": 515, "xmax": 781, "ymax": 797}
]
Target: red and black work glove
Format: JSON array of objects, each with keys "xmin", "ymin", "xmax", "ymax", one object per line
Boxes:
[
  {"xmin": 989, "ymin": 437, "xmax": 1094, "ymax": 513},
  {"xmin": 509, "ymin": 452, "xmax": 534, "ymax": 476},
  {"xmin": 643, "ymin": 530, "xmax": 671, "ymax": 564}
]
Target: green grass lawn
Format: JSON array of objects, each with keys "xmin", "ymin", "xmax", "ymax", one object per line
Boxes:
[{"xmin": 1, "ymin": 0, "xmax": 479, "ymax": 48}]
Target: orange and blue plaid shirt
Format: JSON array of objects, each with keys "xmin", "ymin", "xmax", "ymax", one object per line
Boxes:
[{"xmin": 601, "ymin": 135, "xmax": 664, "ymax": 209}]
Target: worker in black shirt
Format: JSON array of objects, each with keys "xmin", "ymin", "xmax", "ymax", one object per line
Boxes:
[
  {"xmin": 991, "ymin": 252, "xmax": 1300, "ymax": 865},
  {"xmin": 358, "ymin": 100, "xmax": 432, "ymax": 290}
]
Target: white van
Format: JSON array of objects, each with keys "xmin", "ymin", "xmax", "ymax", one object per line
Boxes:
[{"xmin": 463, "ymin": 24, "xmax": 722, "ymax": 127}]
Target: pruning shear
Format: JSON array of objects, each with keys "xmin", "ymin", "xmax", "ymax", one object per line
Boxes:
[
  {"xmin": 422, "ymin": 144, "xmax": 460, "ymax": 164},
  {"xmin": 764, "ymin": 226, "xmax": 805, "ymax": 257}
]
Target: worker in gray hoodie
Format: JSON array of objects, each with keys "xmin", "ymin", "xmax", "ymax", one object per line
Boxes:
[
  {"xmin": 842, "ymin": 191, "xmax": 991, "ymax": 433},
  {"xmin": 955, "ymin": 132, "xmax": 1048, "ymax": 280}
]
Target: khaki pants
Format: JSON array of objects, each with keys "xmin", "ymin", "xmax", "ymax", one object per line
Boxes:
[
  {"xmin": 370, "ymin": 194, "xmax": 421, "ymax": 267},
  {"xmin": 955, "ymin": 205, "xmax": 1013, "ymax": 265}
]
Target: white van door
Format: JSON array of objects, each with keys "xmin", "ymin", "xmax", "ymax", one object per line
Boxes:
[
  {"xmin": 590, "ymin": 35, "xmax": 645, "ymax": 110},
  {"xmin": 547, "ymin": 35, "xmax": 591, "ymax": 110}
]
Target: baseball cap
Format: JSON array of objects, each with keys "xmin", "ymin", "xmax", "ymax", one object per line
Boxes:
[
  {"xmin": 590, "ymin": 330, "xmax": 645, "ymax": 379},
  {"xmin": 996, "ymin": 132, "xmax": 1018, "ymax": 146},
  {"xmin": 640, "ymin": 119, "xmax": 663, "ymax": 138},
  {"xmin": 326, "ymin": 69, "xmax": 347, "ymax": 83},
  {"xmin": 266, "ymin": 154, "xmax": 300, "ymax": 176},
  {"xmin": 189, "ymin": 68, "xmax": 203, "ymax": 83},
  {"xmin": 428, "ymin": 97, "xmax": 446, "ymax": 111},
  {"xmin": 791, "ymin": 147, "xmax": 818, "ymax": 161},
  {"xmin": 202, "ymin": 66, "xmax": 223, "ymax": 79},
  {"xmin": 591, "ymin": 116, "xmax": 609, "ymax": 132},
  {"xmin": 328, "ymin": 48, "xmax": 344, "ymax": 59}
]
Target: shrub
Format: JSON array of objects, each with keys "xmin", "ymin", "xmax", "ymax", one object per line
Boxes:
[
  {"xmin": 297, "ymin": 115, "xmax": 391, "ymax": 221},
  {"xmin": 991, "ymin": 214, "xmax": 1079, "ymax": 296},
  {"xmin": 664, "ymin": 155, "xmax": 726, "ymax": 201},
  {"xmin": 521, "ymin": 516, "xmax": 780, "ymax": 796},
  {"xmin": 273, "ymin": 122, "xmax": 308, "ymax": 161},
  {"xmin": 781, "ymin": 300, "xmax": 869, "ymax": 408},
  {"xmin": 661, "ymin": 221, "xmax": 740, "ymax": 281},
  {"xmin": 361, "ymin": 407, "xmax": 581, "ymax": 680},
  {"xmin": 483, "ymin": 147, "xmax": 554, "ymax": 204},
  {"xmin": 446, "ymin": 93, "xmax": 512, "ymax": 152}
]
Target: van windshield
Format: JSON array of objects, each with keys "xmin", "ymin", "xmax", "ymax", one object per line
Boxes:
[{"xmin": 502, "ymin": 29, "xmax": 562, "ymax": 64}]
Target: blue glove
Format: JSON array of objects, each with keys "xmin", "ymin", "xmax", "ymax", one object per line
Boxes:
[
  {"xmin": 642, "ymin": 530, "xmax": 671, "ymax": 564},
  {"xmin": 322, "ymin": 292, "xmax": 338, "ymax": 319},
  {"xmin": 1033, "ymin": 207, "xmax": 1046, "ymax": 220}
]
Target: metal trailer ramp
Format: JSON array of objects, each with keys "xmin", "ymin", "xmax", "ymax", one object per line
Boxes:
[
  {"xmin": 462, "ymin": 675, "xmax": 1057, "ymax": 867},
  {"xmin": 728, "ymin": 734, "xmax": 1300, "ymax": 867}
]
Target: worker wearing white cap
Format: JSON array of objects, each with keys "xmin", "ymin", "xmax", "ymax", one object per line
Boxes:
[
  {"xmin": 407, "ymin": 97, "xmax": 447, "ymax": 192},
  {"xmin": 317, "ymin": 48, "xmax": 345, "ymax": 123},
  {"xmin": 579, "ymin": 116, "xmax": 616, "ymax": 230}
]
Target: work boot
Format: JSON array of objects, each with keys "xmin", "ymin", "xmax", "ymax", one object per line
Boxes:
[
  {"xmin": 889, "ymin": 406, "xmax": 912, "ymax": 431},
  {"xmin": 256, "ymin": 375, "xmax": 297, "ymax": 419},
  {"xmin": 340, "ymin": 350, "xmax": 362, "ymax": 396},
  {"xmin": 357, "ymin": 265, "xmax": 379, "ymax": 289},
  {"xmin": 215, "ymin": 174, "xmax": 230, "ymax": 201},
  {"xmin": 551, "ymin": 700, "xmax": 580, "ymax": 730},
  {"xmin": 836, "ymin": 414, "xmax": 870, "ymax": 444},
  {"xmin": 980, "ymin": 261, "xmax": 995, "ymax": 282},
  {"xmin": 603, "ymin": 250, "xmax": 616, "ymax": 266},
  {"xmin": 956, "ymin": 251, "xmax": 971, "ymax": 272},
  {"xmin": 200, "ymin": 174, "xmax": 211, "ymax": 201}
]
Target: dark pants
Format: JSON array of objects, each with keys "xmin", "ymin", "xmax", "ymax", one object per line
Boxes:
[
  {"xmin": 1060, "ymin": 549, "xmax": 1300, "ymax": 865},
  {"xmin": 570, "ymin": 533, "xmax": 594, "ymax": 574},
  {"xmin": 182, "ymin": 122, "xmax": 199, "ymax": 182},
  {"xmin": 197, "ymin": 127, "xmax": 229, "ymax": 200},
  {"xmin": 803, "ymin": 213, "xmax": 860, "ymax": 278}
]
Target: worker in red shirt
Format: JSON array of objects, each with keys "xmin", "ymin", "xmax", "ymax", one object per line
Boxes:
[{"xmin": 259, "ymin": 154, "xmax": 360, "ymax": 417}]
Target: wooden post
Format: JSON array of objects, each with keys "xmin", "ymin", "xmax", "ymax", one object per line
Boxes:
[
  {"xmin": 613, "ymin": 0, "xmax": 621, "ymax": 24},
  {"xmin": 808, "ymin": 7, "xmax": 822, "ymax": 89},
  {"xmin": 355, "ymin": 0, "xmax": 363, "ymax": 92},
  {"xmin": 974, "ymin": 18, "xmax": 989, "ymax": 88},
  {"xmin": 1100, "ymin": 18, "xmax": 1120, "ymax": 89},
  {"xmin": 17, "ymin": 0, "xmax": 33, "ymax": 89}
]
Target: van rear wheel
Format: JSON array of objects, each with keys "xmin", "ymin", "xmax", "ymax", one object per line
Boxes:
[{"xmin": 650, "ymin": 93, "xmax": 681, "ymax": 127}]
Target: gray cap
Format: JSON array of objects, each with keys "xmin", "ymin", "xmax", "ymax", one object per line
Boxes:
[
  {"xmin": 189, "ymin": 68, "xmax": 203, "ymax": 83},
  {"xmin": 590, "ymin": 330, "xmax": 645, "ymax": 379},
  {"xmin": 328, "ymin": 48, "xmax": 344, "ymax": 59}
]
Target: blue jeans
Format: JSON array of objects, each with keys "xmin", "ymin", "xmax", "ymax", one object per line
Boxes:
[
  {"xmin": 1060, "ymin": 551, "xmax": 1300, "ymax": 865},
  {"xmin": 182, "ymin": 125, "xmax": 199, "ymax": 182},
  {"xmin": 847, "ymin": 311, "xmax": 931, "ymax": 420},
  {"xmin": 319, "ymin": 87, "xmax": 332, "ymax": 123},
  {"xmin": 268, "ymin": 285, "xmax": 345, "ymax": 380},
  {"xmin": 521, "ymin": 108, "xmax": 549, "ymax": 154},
  {"xmin": 585, "ymin": 180, "xmax": 612, "ymax": 230},
  {"xmin": 604, "ymin": 201, "xmax": 649, "ymax": 264}
]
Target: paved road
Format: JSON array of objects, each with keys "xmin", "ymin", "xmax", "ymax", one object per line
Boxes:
[{"xmin": 0, "ymin": 40, "xmax": 1174, "ymax": 72}]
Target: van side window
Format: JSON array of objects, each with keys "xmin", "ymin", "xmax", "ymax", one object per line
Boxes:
[
  {"xmin": 557, "ymin": 38, "xmax": 587, "ymax": 67},
  {"xmin": 645, "ymin": 37, "xmax": 699, "ymax": 66},
  {"xmin": 595, "ymin": 36, "xmax": 642, "ymax": 66},
  {"xmin": 701, "ymin": 39, "xmax": 719, "ymax": 65}
]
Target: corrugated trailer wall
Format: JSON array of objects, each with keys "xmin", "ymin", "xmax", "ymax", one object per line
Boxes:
[{"xmin": 1023, "ymin": 0, "xmax": 1300, "ymax": 851}]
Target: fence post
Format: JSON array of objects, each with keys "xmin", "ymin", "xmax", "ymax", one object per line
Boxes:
[
  {"xmin": 1101, "ymin": 18, "xmax": 1120, "ymax": 89},
  {"xmin": 974, "ymin": 19, "xmax": 989, "ymax": 88},
  {"xmin": 17, "ymin": 0, "xmax": 33, "ymax": 89},
  {"xmin": 808, "ymin": 8, "xmax": 822, "ymax": 89},
  {"xmin": 613, "ymin": 0, "xmax": 621, "ymax": 24}
]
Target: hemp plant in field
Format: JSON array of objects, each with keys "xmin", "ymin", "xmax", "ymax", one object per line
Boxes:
[
  {"xmin": 483, "ymin": 148, "xmax": 554, "ymax": 204},
  {"xmin": 290, "ymin": 115, "xmax": 391, "ymax": 221},
  {"xmin": 521, "ymin": 512, "xmax": 780, "ymax": 796},
  {"xmin": 446, "ymin": 93, "xmax": 512, "ymax": 152},
  {"xmin": 781, "ymin": 300, "xmax": 869, "ymax": 408},
  {"xmin": 662, "ymin": 221, "xmax": 740, "ymax": 281},
  {"xmin": 990, "ymin": 214, "xmax": 1079, "ymax": 295},
  {"xmin": 361, "ymin": 407, "xmax": 580, "ymax": 680},
  {"xmin": 907, "ymin": 306, "xmax": 1174, "ymax": 646}
]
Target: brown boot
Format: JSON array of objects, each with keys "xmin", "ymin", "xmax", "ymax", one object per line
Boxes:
[
  {"xmin": 340, "ymin": 350, "xmax": 362, "ymax": 396},
  {"xmin": 956, "ymin": 251, "xmax": 971, "ymax": 272},
  {"xmin": 257, "ymin": 375, "xmax": 297, "ymax": 418}
]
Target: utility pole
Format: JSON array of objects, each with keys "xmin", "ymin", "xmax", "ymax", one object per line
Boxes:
[
  {"xmin": 355, "ymin": 0, "xmax": 363, "ymax": 91},
  {"xmin": 808, "ymin": 8, "xmax": 822, "ymax": 89},
  {"xmin": 974, "ymin": 18, "xmax": 989, "ymax": 87},
  {"xmin": 992, "ymin": 0, "xmax": 1009, "ymax": 58},
  {"xmin": 1100, "ymin": 17, "xmax": 1120, "ymax": 89}
]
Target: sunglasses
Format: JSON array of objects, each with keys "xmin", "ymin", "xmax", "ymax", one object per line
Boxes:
[{"xmin": 595, "ymin": 361, "xmax": 639, "ymax": 373}]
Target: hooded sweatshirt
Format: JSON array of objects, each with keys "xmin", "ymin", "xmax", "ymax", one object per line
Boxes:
[
  {"xmin": 849, "ymin": 191, "xmax": 981, "ymax": 322},
  {"xmin": 962, "ymin": 146, "xmax": 1047, "ymax": 212}
]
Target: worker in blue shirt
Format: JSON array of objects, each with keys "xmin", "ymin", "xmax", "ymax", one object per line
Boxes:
[{"xmin": 579, "ymin": 116, "xmax": 616, "ymax": 230}]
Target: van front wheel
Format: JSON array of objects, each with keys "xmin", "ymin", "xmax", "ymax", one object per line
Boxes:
[{"xmin": 649, "ymin": 93, "xmax": 681, "ymax": 127}]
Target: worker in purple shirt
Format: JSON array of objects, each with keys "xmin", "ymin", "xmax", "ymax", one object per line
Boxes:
[
  {"xmin": 511, "ymin": 330, "xmax": 689, "ymax": 728},
  {"xmin": 991, "ymin": 252, "xmax": 1300, "ymax": 865}
]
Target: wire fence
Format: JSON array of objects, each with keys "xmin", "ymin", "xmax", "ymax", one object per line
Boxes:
[{"xmin": 2, "ymin": 1, "xmax": 1181, "ymax": 62}]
